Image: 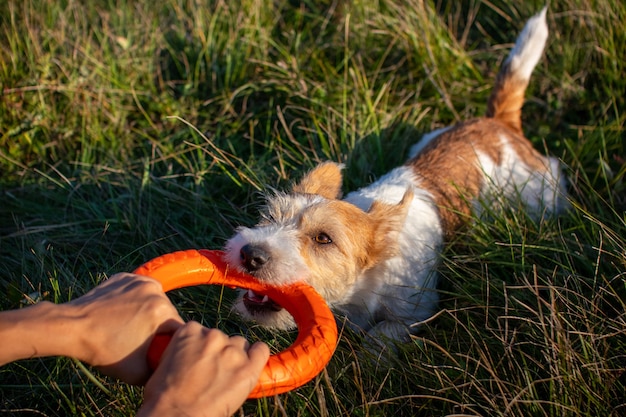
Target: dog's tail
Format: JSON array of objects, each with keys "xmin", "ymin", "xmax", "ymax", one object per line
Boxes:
[{"xmin": 486, "ymin": 7, "xmax": 548, "ymax": 134}]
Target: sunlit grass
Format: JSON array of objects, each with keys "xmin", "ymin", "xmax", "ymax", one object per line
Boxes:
[{"xmin": 1, "ymin": 0, "xmax": 625, "ymax": 415}]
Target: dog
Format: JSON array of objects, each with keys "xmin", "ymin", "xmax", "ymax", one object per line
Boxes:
[{"xmin": 224, "ymin": 7, "xmax": 568, "ymax": 347}]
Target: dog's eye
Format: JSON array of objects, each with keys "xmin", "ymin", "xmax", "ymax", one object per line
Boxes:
[{"xmin": 313, "ymin": 233, "xmax": 332, "ymax": 244}]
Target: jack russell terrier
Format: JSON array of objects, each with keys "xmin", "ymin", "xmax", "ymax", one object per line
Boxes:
[{"xmin": 225, "ymin": 7, "xmax": 568, "ymax": 347}]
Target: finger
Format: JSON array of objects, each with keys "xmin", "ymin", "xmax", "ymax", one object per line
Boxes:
[
  {"xmin": 227, "ymin": 335, "xmax": 251, "ymax": 350},
  {"xmin": 132, "ymin": 273, "xmax": 166, "ymax": 290},
  {"xmin": 107, "ymin": 272, "xmax": 156, "ymax": 286},
  {"xmin": 247, "ymin": 341, "xmax": 270, "ymax": 364},
  {"xmin": 156, "ymin": 317, "xmax": 185, "ymax": 335},
  {"xmin": 120, "ymin": 274, "xmax": 165, "ymax": 293},
  {"xmin": 183, "ymin": 321, "xmax": 216, "ymax": 341}
]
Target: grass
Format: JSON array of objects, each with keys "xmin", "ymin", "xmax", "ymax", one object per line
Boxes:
[{"xmin": 1, "ymin": 0, "xmax": 625, "ymax": 415}]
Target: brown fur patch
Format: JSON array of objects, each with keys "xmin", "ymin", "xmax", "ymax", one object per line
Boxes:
[
  {"xmin": 362, "ymin": 189, "xmax": 413, "ymax": 269},
  {"xmin": 292, "ymin": 162, "xmax": 344, "ymax": 199},
  {"xmin": 408, "ymin": 118, "xmax": 548, "ymax": 237},
  {"xmin": 291, "ymin": 192, "xmax": 411, "ymax": 303}
]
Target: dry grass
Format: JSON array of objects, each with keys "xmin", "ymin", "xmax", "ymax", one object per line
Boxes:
[{"xmin": 1, "ymin": 0, "xmax": 625, "ymax": 415}]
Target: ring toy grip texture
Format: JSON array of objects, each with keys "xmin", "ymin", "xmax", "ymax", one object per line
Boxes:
[{"xmin": 133, "ymin": 249, "xmax": 338, "ymax": 398}]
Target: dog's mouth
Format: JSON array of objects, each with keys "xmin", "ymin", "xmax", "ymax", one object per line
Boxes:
[{"xmin": 242, "ymin": 289, "xmax": 284, "ymax": 313}]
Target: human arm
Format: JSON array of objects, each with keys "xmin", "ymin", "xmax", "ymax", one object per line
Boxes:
[
  {"xmin": 137, "ymin": 322, "xmax": 270, "ymax": 417},
  {"xmin": 0, "ymin": 272, "xmax": 184, "ymax": 384}
]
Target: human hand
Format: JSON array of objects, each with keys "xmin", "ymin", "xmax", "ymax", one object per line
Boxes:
[
  {"xmin": 65, "ymin": 272, "xmax": 184, "ymax": 384},
  {"xmin": 137, "ymin": 322, "xmax": 270, "ymax": 417}
]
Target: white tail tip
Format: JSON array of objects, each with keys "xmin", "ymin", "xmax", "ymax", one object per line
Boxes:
[{"xmin": 505, "ymin": 6, "xmax": 549, "ymax": 82}]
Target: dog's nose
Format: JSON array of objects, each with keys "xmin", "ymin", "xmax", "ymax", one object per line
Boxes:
[{"xmin": 240, "ymin": 244, "xmax": 270, "ymax": 272}]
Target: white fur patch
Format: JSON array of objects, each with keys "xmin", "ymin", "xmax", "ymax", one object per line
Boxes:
[
  {"xmin": 224, "ymin": 225, "xmax": 310, "ymax": 287},
  {"xmin": 506, "ymin": 7, "xmax": 548, "ymax": 82},
  {"xmin": 342, "ymin": 167, "xmax": 442, "ymax": 334},
  {"xmin": 408, "ymin": 126, "xmax": 453, "ymax": 159},
  {"xmin": 475, "ymin": 133, "xmax": 568, "ymax": 217}
]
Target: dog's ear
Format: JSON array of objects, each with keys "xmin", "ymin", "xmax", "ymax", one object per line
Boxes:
[
  {"xmin": 292, "ymin": 162, "xmax": 344, "ymax": 200},
  {"xmin": 363, "ymin": 189, "xmax": 413, "ymax": 269}
]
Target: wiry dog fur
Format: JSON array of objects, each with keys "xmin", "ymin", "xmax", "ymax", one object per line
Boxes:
[{"xmin": 225, "ymin": 8, "xmax": 568, "ymax": 346}]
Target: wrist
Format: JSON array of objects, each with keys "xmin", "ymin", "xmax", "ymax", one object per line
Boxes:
[{"xmin": 0, "ymin": 301, "xmax": 82, "ymax": 364}]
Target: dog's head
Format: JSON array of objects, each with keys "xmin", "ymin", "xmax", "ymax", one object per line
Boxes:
[{"xmin": 225, "ymin": 162, "xmax": 411, "ymax": 329}]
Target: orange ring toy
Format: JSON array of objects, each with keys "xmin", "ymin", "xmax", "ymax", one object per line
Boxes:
[{"xmin": 134, "ymin": 249, "xmax": 338, "ymax": 398}]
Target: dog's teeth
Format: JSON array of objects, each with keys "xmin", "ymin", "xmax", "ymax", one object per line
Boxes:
[
  {"xmin": 247, "ymin": 289, "xmax": 256, "ymax": 298},
  {"xmin": 262, "ymin": 295, "xmax": 269, "ymax": 303}
]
